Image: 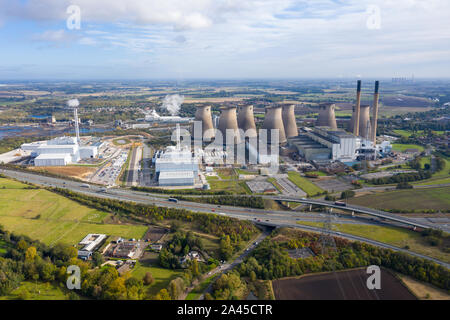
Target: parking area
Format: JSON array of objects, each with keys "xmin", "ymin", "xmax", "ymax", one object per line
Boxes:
[{"xmin": 313, "ymin": 178, "xmax": 352, "ymax": 193}]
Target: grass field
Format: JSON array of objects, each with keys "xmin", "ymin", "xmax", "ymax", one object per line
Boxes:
[
  {"xmin": 287, "ymin": 171, "xmax": 324, "ymax": 196},
  {"xmin": 296, "ymin": 221, "xmax": 450, "ymax": 263},
  {"xmin": 348, "ymin": 187, "xmax": 450, "ymax": 211},
  {"xmin": 132, "ymin": 261, "xmax": 183, "ymax": 296},
  {"xmin": 413, "ymin": 156, "xmax": 450, "ymax": 186},
  {"xmin": 0, "ymin": 281, "xmax": 70, "ymax": 300},
  {"xmin": 393, "ymin": 130, "xmax": 445, "ymax": 138},
  {"xmin": 392, "ymin": 144, "xmax": 425, "ymax": 152},
  {"xmin": 0, "ymin": 178, "xmax": 147, "ymax": 246},
  {"xmin": 208, "ymin": 179, "xmax": 247, "ymax": 194}
]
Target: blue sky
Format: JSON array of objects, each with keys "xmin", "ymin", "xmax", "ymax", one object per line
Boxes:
[{"xmin": 0, "ymin": 0, "xmax": 449, "ymax": 80}]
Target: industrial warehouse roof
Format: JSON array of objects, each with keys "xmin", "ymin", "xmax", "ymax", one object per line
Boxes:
[
  {"xmin": 34, "ymin": 153, "xmax": 72, "ymax": 160},
  {"xmin": 159, "ymin": 171, "xmax": 195, "ymax": 179}
]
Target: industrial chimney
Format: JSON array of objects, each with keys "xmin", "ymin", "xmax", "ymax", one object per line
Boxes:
[
  {"xmin": 194, "ymin": 105, "xmax": 215, "ymax": 141},
  {"xmin": 371, "ymin": 81, "xmax": 380, "ymax": 144},
  {"xmin": 359, "ymin": 105, "xmax": 371, "ymax": 140},
  {"xmin": 316, "ymin": 103, "xmax": 337, "ymax": 129},
  {"xmin": 281, "ymin": 104, "xmax": 298, "ymax": 138},
  {"xmin": 262, "ymin": 106, "xmax": 287, "ymax": 144},
  {"xmin": 350, "ymin": 80, "xmax": 362, "ymax": 136},
  {"xmin": 237, "ymin": 104, "xmax": 257, "ymax": 138},
  {"xmin": 218, "ymin": 106, "xmax": 241, "ymax": 145}
]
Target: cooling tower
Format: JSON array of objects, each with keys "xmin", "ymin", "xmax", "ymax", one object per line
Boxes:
[
  {"xmin": 194, "ymin": 105, "xmax": 215, "ymax": 140},
  {"xmin": 281, "ymin": 104, "xmax": 298, "ymax": 138},
  {"xmin": 218, "ymin": 106, "xmax": 241, "ymax": 144},
  {"xmin": 316, "ymin": 103, "xmax": 337, "ymax": 130},
  {"xmin": 359, "ymin": 105, "xmax": 371, "ymax": 139},
  {"xmin": 371, "ymin": 81, "xmax": 380, "ymax": 144},
  {"xmin": 349, "ymin": 80, "xmax": 362, "ymax": 136},
  {"xmin": 262, "ymin": 106, "xmax": 287, "ymax": 144},
  {"xmin": 237, "ymin": 104, "xmax": 257, "ymax": 138}
]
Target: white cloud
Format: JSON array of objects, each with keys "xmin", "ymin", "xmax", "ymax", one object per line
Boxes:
[{"xmin": 0, "ymin": 0, "xmax": 449, "ymax": 77}]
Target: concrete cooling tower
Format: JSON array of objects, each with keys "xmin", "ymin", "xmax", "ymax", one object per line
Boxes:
[
  {"xmin": 218, "ymin": 106, "xmax": 241, "ymax": 144},
  {"xmin": 281, "ymin": 104, "xmax": 298, "ymax": 138},
  {"xmin": 359, "ymin": 105, "xmax": 371, "ymax": 139},
  {"xmin": 316, "ymin": 103, "xmax": 337, "ymax": 130},
  {"xmin": 262, "ymin": 106, "xmax": 287, "ymax": 144},
  {"xmin": 194, "ymin": 105, "xmax": 215, "ymax": 141},
  {"xmin": 237, "ymin": 104, "xmax": 257, "ymax": 138}
]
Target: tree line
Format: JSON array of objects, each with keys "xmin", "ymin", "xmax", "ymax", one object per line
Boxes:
[{"xmin": 236, "ymin": 228, "xmax": 450, "ymax": 291}]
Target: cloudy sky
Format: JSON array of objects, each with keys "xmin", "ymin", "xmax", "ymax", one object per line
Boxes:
[{"xmin": 0, "ymin": 0, "xmax": 449, "ymax": 79}]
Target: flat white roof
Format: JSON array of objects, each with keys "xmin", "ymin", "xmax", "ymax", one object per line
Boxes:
[
  {"xmin": 159, "ymin": 171, "xmax": 195, "ymax": 179},
  {"xmin": 37, "ymin": 145, "xmax": 77, "ymax": 149},
  {"xmin": 35, "ymin": 153, "xmax": 71, "ymax": 160}
]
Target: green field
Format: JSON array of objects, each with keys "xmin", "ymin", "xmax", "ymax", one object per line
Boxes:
[
  {"xmin": 392, "ymin": 143, "xmax": 425, "ymax": 152},
  {"xmin": 208, "ymin": 179, "xmax": 247, "ymax": 194},
  {"xmin": 0, "ymin": 281, "xmax": 71, "ymax": 300},
  {"xmin": 412, "ymin": 156, "xmax": 450, "ymax": 186},
  {"xmin": 287, "ymin": 171, "xmax": 324, "ymax": 196},
  {"xmin": 348, "ymin": 187, "xmax": 450, "ymax": 211},
  {"xmin": 132, "ymin": 261, "xmax": 183, "ymax": 296},
  {"xmin": 0, "ymin": 178, "xmax": 147, "ymax": 246},
  {"xmin": 296, "ymin": 221, "xmax": 450, "ymax": 263},
  {"xmin": 393, "ymin": 130, "xmax": 445, "ymax": 138}
]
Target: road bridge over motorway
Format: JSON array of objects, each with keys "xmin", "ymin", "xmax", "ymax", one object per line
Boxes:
[{"xmin": 271, "ymin": 197, "xmax": 442, "ymax": 231}]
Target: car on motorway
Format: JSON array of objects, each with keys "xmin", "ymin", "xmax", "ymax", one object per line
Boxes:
[
  {"xmin": 81, "ymin": 184, "xmax": 90, "ymax": 188},
  {"xmin": 334, "ymin": 201, "xmax": 347, "ymax": 207},
  {"xmin": 168, "ymin": 198, "xmax": 178, "ymax": 203}
]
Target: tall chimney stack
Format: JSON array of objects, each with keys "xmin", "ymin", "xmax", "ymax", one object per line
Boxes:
[
  {"xmin": 371, "ymin": 81, "xmax": 380, "ymax": 145},
  {"xmin": 281, "ymin": 104, "xmax": 298, "ymax": 138},
  {"xmin": 352, "ymin": 80, "xmax": 362, "ymax": 136},
  {"xmin": 74, "ymin": 107, "xmax": 80, "ymax": 145}
]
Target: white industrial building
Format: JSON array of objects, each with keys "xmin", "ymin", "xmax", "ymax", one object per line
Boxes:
[
  {"xmin": 34, "ymin": 153, "xmax": 72, "ymax": 167},
  {"xmin": 153, "ymin": 145, "xmax": 199, "ymax": 186},
  {"xmin": 21, "ymin": 136, "xmax": 98, "ymax": 167},
  {"xmin": 159, "ymin": 171, "xmax": 195, "ymax": 186},
  {"xmin": 144, "ymin": 109, "xmax": 191, "ymax": 123},
  {"xmin": 290, "ymin": 127, "xmax": 359, "ymax": 162}
]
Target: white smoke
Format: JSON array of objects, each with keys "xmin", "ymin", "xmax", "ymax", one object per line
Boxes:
[
  {"xmin": 162, "ymin": 94, "xmax": 184, "ymax": 116},
  {"xmin": 67, "ymin": 98, "xmax": 80, "ymax": 108}
]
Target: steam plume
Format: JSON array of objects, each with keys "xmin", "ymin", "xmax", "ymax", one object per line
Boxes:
[
  {"xmin": 162, "ymin": 94, "xmax": 184, "ymax": 116},
  {"xmin": 67, "ymin": 98, "xmax": 80, "ymax": 108}
]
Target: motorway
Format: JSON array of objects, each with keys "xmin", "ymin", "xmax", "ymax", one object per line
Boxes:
[{"xmin": 1, "ymin": 168, "xmax": 449, "ymax": 269}]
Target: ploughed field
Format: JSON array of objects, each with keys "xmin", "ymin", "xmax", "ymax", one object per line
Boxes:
[{"xmin": 272, "ymin": 268, "xmax": 416, "ymax": 300}]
